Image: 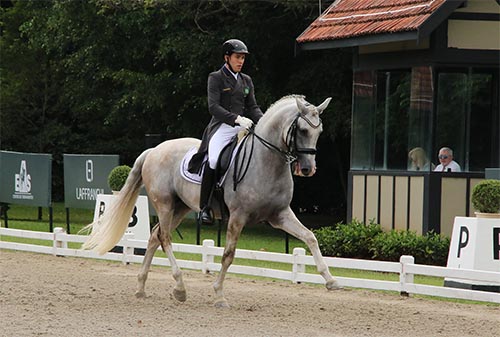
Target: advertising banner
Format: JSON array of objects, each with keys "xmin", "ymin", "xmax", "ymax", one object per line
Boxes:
[
  {"xmin": 63, "ymin": 154, "xmax": 119, "ymax": 209},
  {"xmin": 0, "ymin": 150, "xmax": 52, "ymax": 207}
]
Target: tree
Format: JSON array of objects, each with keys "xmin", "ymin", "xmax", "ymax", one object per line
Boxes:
[{"xmin": 1, "ymin": 0, "xmax": 352, "ymax": 220}]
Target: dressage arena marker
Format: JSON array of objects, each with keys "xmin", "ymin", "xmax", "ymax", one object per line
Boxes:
[{"xmin": 1, "ymin": 227, "xmax": 499, "ymax": 304}]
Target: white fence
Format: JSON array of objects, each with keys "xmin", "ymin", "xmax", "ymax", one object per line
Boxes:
[{"xmin": 1, "ymin": 227, "xmax": 499, "ymax": 304}]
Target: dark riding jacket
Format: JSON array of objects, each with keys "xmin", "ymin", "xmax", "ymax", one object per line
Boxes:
[{"xmin": 188, "ymin": 66, "xmax": 263, "ymax": 173}]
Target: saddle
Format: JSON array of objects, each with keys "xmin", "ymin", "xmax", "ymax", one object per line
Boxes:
[
  {"xmin": 208, "ymin": 135, "xmax": 240, "ymax": 222},
  {"xmin": 180, "ymin": 135, "xmax": 242, "ymax": 222},
  {"xmin": 214, "ymin": 135, "xmax": 239, "ymax": 183}
]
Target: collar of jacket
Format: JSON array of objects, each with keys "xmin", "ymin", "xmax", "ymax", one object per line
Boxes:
[{"xmin": 222, "ymin": 64, "xmax": 239, "ymax": 80}]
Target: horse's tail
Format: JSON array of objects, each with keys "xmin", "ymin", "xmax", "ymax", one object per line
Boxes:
[{"xmin": 81, "ymin": 149, "xmax": 152, "ymax": 255}]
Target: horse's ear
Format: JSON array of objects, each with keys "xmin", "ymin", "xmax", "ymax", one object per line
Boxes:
[
  {"xmin": 316, "ymin": 97, "xmax": 332, "ymax": 115},
  {"xmin": 296, "ymin": 98, "xmax": 308, "ymax": 115}
]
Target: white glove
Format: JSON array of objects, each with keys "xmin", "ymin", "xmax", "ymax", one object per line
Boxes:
[{"xmin": 235, "ymin": 115, "xmax": 254, "ymax": 130}]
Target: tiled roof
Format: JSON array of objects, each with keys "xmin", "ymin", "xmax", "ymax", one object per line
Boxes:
[{"xmin": 297, "ymin": 0, "xmax": 463, "ymax": 46}]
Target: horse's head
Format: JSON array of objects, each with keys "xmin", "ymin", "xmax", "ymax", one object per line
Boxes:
[{"xmin": 291, "ymin": 97, "xmax": 331, "ymax": 177}]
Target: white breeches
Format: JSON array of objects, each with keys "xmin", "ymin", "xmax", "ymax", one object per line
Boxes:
[{"xmin": 208, "ymin": 123, "xmax": 244, "ymax": 169}]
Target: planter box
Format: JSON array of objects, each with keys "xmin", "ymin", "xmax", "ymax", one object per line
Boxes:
[{"xmin": 445, "ymin": 217, "xmax": 500, "ymax": 292}]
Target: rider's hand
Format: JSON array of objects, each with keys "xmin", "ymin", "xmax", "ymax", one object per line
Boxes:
[{"xmin": 235, "ymin": 115, "xmax": 254, "ymax": 130}]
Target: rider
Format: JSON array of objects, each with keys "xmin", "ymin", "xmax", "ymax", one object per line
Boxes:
[{"xmin": 188, "ymin": 39, "xmax": 263, "ymax": 225}]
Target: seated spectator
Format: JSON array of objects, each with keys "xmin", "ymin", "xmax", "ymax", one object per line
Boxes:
[
  {"xmin": 408, "ymin": 147, "xmax": 434, "ymax": 171},
  {"xmin": 434, "ymin": 147, "xmax": 461, "ymax": 172}
]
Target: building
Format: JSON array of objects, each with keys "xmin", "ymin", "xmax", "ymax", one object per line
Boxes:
[{"xmin": 297, "ymin": 0, "xmax": 500, "ymax": 236}]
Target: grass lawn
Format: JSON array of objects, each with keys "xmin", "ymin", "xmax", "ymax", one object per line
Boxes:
[{"xmin": 0, "ymin": 203, "xmax": 452, "ymax": 291}]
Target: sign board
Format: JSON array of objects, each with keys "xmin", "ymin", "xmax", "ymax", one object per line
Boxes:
[
  {"xmin": 0, "ymin": 150, "xmax": 52, "ymax": 207},
  {"xmin": 446, "ymin": 217, "xmax": 500, "ymax": 288},
  {"xmin": 64, "ymin": 154, "xmax": 119, "ymax": 209},
  {"xmin": 92, "ymin": 194, "xmax": 150, "ymax": 241}
]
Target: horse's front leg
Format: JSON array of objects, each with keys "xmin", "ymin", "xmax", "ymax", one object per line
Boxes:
[
  {"xmin": 212, "ymin": 216, "xmax": 244, "ymax": 308},
  {"xmin": 269, "ymin": 207, "xmax": 341, "ymax": 290}
]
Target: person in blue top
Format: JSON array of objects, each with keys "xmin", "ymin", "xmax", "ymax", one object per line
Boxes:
[{"xmin": 188, "ymin": 39, "xmax": 263, "ymax": 225}]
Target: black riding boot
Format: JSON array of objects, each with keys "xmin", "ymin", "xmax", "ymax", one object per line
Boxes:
[{"xmin": 199, "ymin": 165, "xmax": 215, "ymax": 225}]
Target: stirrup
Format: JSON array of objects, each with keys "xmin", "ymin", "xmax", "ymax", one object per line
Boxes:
[{"xmin": 198, "ymin": 207, "xmax": 214, "ymax": 226}]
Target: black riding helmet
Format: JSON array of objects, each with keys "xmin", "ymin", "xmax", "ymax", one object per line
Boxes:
[{"xmin": 222, "ymin": 39, "xmax": 249, "ymax": 56}]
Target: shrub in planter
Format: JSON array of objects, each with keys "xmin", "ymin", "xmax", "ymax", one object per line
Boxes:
[
  {"xmin": 313, "ymin": 219, "xmax": 382, "ymax": 259},
  {"xmin": 471, "ymin": 179, "xmax": 500, "ymax": 214},
  {"xmin": 108, "ymin": 165, "xmax": 131, "ymax": 192}
]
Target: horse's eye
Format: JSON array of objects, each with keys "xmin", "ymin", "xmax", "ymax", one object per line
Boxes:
[{"xmin": 299, "ymin": 128, "xmax": 308, "ymax": 135}]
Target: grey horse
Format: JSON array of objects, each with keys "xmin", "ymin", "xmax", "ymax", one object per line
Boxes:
[{"xmin": 82, "ymin": 95, "xmax": 341, "ymax": 307}]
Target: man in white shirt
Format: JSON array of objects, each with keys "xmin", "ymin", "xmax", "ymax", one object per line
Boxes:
[{"xmin": 434, "ymin": 147, "xmax": 461, "ymax": 172}]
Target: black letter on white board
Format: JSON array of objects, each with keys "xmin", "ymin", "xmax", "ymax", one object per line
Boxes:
[
  {"xmin": 493, "ymin": 227, "xmax": 500, "ymax": 260},
  {"xmin": 128, "ymin": 206, "xmax": 138, "ymax": 228},
  {"xmin": 457, "ymin": 226, "xmax": 469, "ymax": 258}
]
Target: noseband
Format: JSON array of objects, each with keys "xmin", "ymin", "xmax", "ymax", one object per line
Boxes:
[{"xmin": 286, "ymin": 114, "xmax": 322, "ymax": 158}]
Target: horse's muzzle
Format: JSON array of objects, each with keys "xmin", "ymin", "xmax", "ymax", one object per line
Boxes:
[{"xmin": 293, "ymin": 162, "xmax": 317, "ymax": 177}]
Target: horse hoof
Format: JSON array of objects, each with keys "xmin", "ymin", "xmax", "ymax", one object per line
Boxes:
[
  {"xmin": 214, "ymin": 299, "xmax": 230, "ymax": 308},
  {"xmin": 173, "ymin": 288, "xmax": 187, "ymax": 302},
  {"xmin": 326, "ymin": 279, "xmax": 342, "ymax": 291},
  {"xmin": 135, "ymin": 291, "xmax": 146, "ymax": 298}
]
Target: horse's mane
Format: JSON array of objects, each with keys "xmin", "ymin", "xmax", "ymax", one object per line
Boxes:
[{"xmin": 266, "ymin": 94, "xmax": 305, "ymax": 114}]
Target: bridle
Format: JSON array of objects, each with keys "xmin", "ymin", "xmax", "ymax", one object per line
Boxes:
[
  {"xmin": 232, "ymin": 113, "xmax": 322, "ymax": 190},
  {"xmin": 253, "ymin": 113, "xmax": 322, "ymax": 163}
]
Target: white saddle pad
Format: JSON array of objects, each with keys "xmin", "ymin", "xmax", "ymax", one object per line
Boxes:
[
  {"xmin": 179, "ymin": 139, "xmax": 245, "ymax": 185},
  {"xmin": 180, "ymin": 147, "xmax": 204, "ymax": 184}
]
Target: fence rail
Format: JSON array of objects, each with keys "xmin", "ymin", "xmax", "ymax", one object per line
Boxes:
[{"xmin": 1, "ymin": 227, "xmax": 499, "ymax": 304}]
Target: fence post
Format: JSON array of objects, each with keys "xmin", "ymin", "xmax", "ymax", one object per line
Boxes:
[
  {"xmin": 400, "ymin": 255, "xmax": 415, "ymax": 297},
  {"xmin": 53, "ymin": 227, "xmax": 67, "ymax": 256},
  {"xmin": 122, "ymin": 232, "xmax": 135, "ymax": 265},
  {"xmin": 292, "ymin": 247, "xmax": 306, "ymax": 284},
  {"xmin": 202, "ymin": 239, "xmax": 215, "ymax": 274}
]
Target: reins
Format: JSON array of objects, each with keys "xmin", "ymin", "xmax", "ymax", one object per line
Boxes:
[{"xmin": 232, "ymin": 113, "xmax": 322, "ymax": 191}]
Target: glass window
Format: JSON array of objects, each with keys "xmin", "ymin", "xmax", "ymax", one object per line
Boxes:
[
  {"xmin": 407, "ymin": 66, "xmax": 434, "ymax": 172},
  {"xmin": 351, "ymin": 70, "xmax": 376, "ymax": 170},
  {"xmin": 468, "ymin": 72, "xmax": 497, "ymax": 171},
  {"xmin": 434, "ymin": 68, "xmax": 499, "ymax": 172},
  {"xmin": 351, "ymin": 67, "xmax": 499, "ymax": 172},
  {"xmin": 373, "ymin": 70, "xmax": 411, "ymax": 170},
  {"xmin": 434, "ymin": 72, "xmax": 467, "ymax": 170}
]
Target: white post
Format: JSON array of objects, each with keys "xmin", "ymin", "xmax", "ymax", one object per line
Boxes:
[
  {"xmin": 53, "ymin": 227, "xmax": 67, "ymax": 256},
  {"xmin": 400, "ymin": 255, "xmax": 415, "ymax": 297},
  {"xmin": 122, "ymin": 232, "xmax": 135, "ymax": 265},
  {"xmin": 202, "ymin": 239, "xmax": 215, "ymax": 274},
  {"xmin": 292, "ymin": 247, "xmax": 306, "ymax": 284}
]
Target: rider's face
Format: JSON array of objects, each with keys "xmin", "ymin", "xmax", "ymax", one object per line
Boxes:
[{"xmin": 225, "ymin": 53, "xmax": 246, "ymax": 73}]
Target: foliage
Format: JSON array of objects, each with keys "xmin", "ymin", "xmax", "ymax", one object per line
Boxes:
[
  {"xmin": 313, "ymin": 219, "xmax": 382, "ymax": 259},
  {"xmin": 107, "ymin": 165, "xmax": 131, "ymax": 191},
  {"xmin": 371, "ymin": 230, "xmax": 450, "ymax": 266},
  {"xmin": 471, "ymin": 179, "xmax": 500, "ymax": 213},
  {"xmin": 314, "ymin": 221, "xmax": 450, "ymax": 266},
  {"xmin": 0, "ymin": 0, "xmax": 352, "ymax": 207}
]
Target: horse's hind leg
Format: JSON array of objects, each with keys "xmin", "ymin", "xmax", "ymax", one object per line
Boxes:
[
  {"xmin": 136, "ymin": 223, "xmax": 161, "ymax": 298},
  {"xmin": 156, "ymin": 204, "xmax": 191, "ymax": 302},
  {"xmin": 135, "ymin": 203, "xmax": 190, "ymax": 300},
  {"xmin": 270, "ymin": 207, "xmax": 341, "ymax": 291}
]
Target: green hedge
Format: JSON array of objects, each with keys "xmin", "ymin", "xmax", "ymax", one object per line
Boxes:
[
  {"xmin": 313, "ymin": 220, "xmax": 450, "ymax": 266},
  {"xmin": 314, "ymin": 219, "xmax": 382, "ymax": 259}
]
